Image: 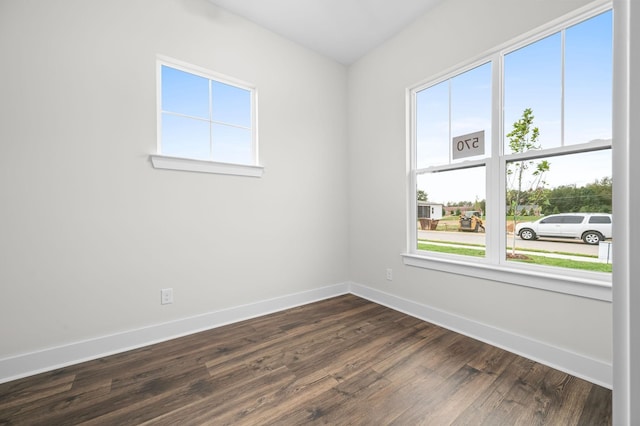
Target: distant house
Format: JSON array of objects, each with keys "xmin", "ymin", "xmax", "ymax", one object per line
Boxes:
[
  {"xmin": 515, "ymin": 204, "xmax": 541, "ymax": 216},
  {"xmin": 417, "ymin": 202, "xmax": 443, "ymax": 220},
  {"xmin": 443, "ymin": 205, "xmax": 477, "ymax": 216}
]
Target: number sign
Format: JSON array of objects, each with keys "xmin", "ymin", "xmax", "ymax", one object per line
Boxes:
[{"xmin": 452, "ymin": 130, "xmax": 485, "ymax": 160}]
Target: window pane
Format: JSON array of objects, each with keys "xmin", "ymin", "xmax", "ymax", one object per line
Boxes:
[
  {"xmin": 417, "ymin": 167, "xmax": 486, "ymax": 257},
  {"xmin": 451, "ymin": 62, "xmax": 491, "ymax": 160},
  {"xmin": 212, "ymin": 81, "xmax": 252, "ymax": 128},
  {"xmin": 565, "ymin": 11, "xmax": 612, "ymax": 145},
  {"xmin": 212, "ymin": 124, "xmax": 252, "ymax": 165},
  {"xmin": 506, "ymin": 150, "xmax": 612, "ymax": 272},
  {"xmin": 416, "ymin": 81, "xmax": 449, "ymax": 168},
  {"xmin": 161, "ymin": 66, "xmax": 209, "ymax": 119},
  {"xmin": 589, "ymin": 216, "xmax": 611, "ymax": 224},
  {"xmin": 564, "ymin": 216, "xmax": 585, "ymax": 224},
  {"xmin": 161, "ymin": 113, "xmax": 210, "ymax": 160},
  {"xmin": 541, "ymin": 216, "xmax": 563, "ymax": 224},
  {"xmin": 416, "ymin": 64, "xmax": 491, "ymax": 168},
  {"xmin": 504, "ymin": 34, "xmax": 561, "ymax": 152}
]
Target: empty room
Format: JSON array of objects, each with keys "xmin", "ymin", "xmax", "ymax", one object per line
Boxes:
[{"xmin": 0, "ymin": 0, "xmax": 637, "ymax": 424}]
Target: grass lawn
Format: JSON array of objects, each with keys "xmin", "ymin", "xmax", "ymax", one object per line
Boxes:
[
  {"xmin": 418, "ymin": 243, "xmax": 485, "ymax": 257},
  {"xmin": 417, "ymin": 241, "xmax": 612, "ymax": 272},
  {"xmin": 509, "ymin": 254, "xmax": 612, "ymax": 272}
]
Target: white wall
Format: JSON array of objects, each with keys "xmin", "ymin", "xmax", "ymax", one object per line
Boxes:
[
  {"xmin": 348, "ymin": 0, "xmax": 612, "ymax": 372},
  {"xmin": 0, "ymin": 0, "xmax": 349, "ymax": 359}
]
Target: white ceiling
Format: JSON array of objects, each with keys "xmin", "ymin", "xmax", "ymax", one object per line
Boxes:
[{"xmin": 208, "ymin": 0, "xmax": 444, "ymax": 64}]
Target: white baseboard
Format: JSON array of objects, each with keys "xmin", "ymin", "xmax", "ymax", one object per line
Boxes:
[
  {"xmin": 0, "ymin": 283, "xmax": 350, "ymax": 385},
  {"xmin": 0, "ymin": 281, "xmax": 612, "ymax": 389},
  {"xmin": 349, "ymin": 281, "xmax": 612, "ymax": 389}
]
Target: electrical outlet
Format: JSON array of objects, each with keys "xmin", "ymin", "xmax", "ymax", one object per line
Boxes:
[
  {"xmin": 161, "ymin": 288, "xmax": 173, "ymax": 305},
  {"xmin": 386, "ymin": 268, "xmax": 393, "ymax": 281}
]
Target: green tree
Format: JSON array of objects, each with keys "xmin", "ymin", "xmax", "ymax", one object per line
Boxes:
[
  {"xmin": 585, "ymin": 177, "xmax": 612, "ymax": 212},
  {"xmin": 545, "ymin": 178, "xmax": 611, "ymax": 214},
  {"xmin": 506, "ymin": 108, "xmax": 550, "ymax": 255},
  {"xmin": 417, "ymin": 190, "xmax": 428, "ymax": 201},
  {"xmin": 548, "ymin": 184, "xmax": 577, "ymax": 213},
  {"xmin": 477, "ymin": 198, "xmax": 486, "ymax": 215}
]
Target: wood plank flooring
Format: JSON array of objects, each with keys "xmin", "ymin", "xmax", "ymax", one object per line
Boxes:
[{"xmin": 0, "ymin": 295, "xmax": 611, "ymax": 425}]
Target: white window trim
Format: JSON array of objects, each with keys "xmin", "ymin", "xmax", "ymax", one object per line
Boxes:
[
  {"xmin": 152, "ymin": 55, "xmax": 263, "ymax": 177},
  {"xmin": 404, "ymin": 1, "xmax": 613, "ymax": 302},
  {"xmin": 402, "ymin": 254, "xmax": 611, "ymax": 301}
]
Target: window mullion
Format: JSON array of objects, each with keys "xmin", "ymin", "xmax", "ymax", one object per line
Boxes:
[
  {"xmin": 408, "ymin": 89, "xmax": 418, "ymax": 253},
  {"xmin": 561, "ymin": 28, "xmax": 566, "ymax": 147},
  {"xmin": 448, "ymin": 80, "xmax": 452, "ymax": 164},
  {"xmin": 251, "ymin": 90, "xmax": 257, "ymax": 164},
  {"xmin": 487, "ymin": 54, "xmax": 504, "ymax": 265},
  {"xmin": 208, "ymin": 79, "xmax": 213, "ymax": 161},
  {"xmin": 409, "ymin": 170, "xmax": 418, "ymax": 253}
]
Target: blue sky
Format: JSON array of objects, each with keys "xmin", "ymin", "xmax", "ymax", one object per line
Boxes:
[
  {"xmin": 416, "ymin": 10, "xmax": 612, "ymax": 205},
  {"xmin": 161, "ymin": 65, "xmax": 253, "ymax": 164},
  {"xmin": 504, "ymin": 10, "xmax": 612, "ymax": 149}
]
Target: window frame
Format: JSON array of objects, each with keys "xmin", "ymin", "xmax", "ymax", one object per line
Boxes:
[
  {"xmin": 404, "ymin": 1, "xmax": 613, "ymax": 301},
  {"xmin": 151, "ymin": 55, "xmax": 263, "ymax": 177}
]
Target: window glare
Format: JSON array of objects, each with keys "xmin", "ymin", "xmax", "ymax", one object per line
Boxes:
[
  {"xmin": 212, "ymin": 81, "xmax": 252, "ymax": 128},
  {"xmin": 161, "ymin": 66, "xmax": 209, "ymax": 119},
  {"xmin": 161, "ymin": 113, "xmax": 210, "ymax": 159},
  {"xmin": 212, "ymin": 124, "xmax": 252, "ymax": 164},
  {"xmin": 417, "ymin": 167, "xmax": 486, "ymax": 209},
  {"xmin": 416, "ymin": 81, "xmax": 449, "ymax": 168}
]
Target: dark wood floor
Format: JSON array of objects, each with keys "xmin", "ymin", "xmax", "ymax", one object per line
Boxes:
[{"xmin": 0, "ymin": 295, "xmax": 611, "ymax": 425}]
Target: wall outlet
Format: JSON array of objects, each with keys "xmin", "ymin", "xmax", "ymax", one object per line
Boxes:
[
  {"xmin": 386, "ymin": 268, "xmax": 393, "ymax": 281},
  {"xmin": 161, "ymin": 288, "xmax": 173, "ymax": 305}
]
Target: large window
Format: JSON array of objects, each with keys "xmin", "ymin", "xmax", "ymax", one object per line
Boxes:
[
  {"xmin": 409, "ymin": 6, "xmax": 612, "ymax": 288},
  {"xmin": 151, "ymin": 57, "xmax": 262, "ymax": 177}
]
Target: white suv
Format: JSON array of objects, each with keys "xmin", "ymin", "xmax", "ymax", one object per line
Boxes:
[{"xmin": 515, "ymin": 213, "xmax": 612, "ymax": 245}]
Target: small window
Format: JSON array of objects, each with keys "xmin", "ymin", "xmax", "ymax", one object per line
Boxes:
[
  {"xmin": 151, "ymin": 57, "xmax": 262, "ymax": 177},
  {"xmin": 563, "ymin": 216, "xmax": 585, "ymax": 224},
  {"xmin": 540, "ymin": 216, "xmax": 563, "ymax": 224},
  {"xmin": 590, "ymin": 216, "xmax": 612, "ymax": 224}
]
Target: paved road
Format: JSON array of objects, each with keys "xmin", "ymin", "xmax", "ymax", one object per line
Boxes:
[{"xmin": 418, "ymin": 230, "xmax": 604, "ymax": 256}]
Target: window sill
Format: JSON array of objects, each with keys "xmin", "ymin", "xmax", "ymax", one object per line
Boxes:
[
  {"xmin": 150, "ymin": 155, "xmax": 264, "ymax": 177},
  {"xmin": 401, "ymin": 252, "xmax": 612, "ymax": 302}
]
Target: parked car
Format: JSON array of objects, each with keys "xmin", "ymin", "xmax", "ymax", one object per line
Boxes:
[{"xmin": 515, "ymin": 213, "xmax": 612, "ymax": 245}]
